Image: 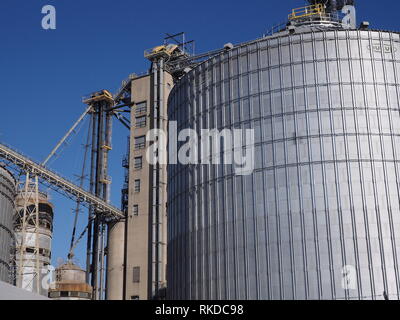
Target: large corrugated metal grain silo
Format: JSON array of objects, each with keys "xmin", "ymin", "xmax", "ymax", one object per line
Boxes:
[
  {"xmin": 167, "ymin": 9, "xmax": 400, "ymax": 299},
  {"xmin": 0, "ymin": 166, "xmax": 16, "ymax": 284}
]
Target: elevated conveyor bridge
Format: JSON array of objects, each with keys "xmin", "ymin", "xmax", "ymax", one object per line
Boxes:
[{"xmin": 0, "ymin": 142, "xmax": 124, "ymax": 221}]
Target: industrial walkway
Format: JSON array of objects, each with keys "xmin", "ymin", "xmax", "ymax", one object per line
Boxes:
[{"xmin": 0, "ymin": 142, "xmax": 123, "ymax": 220}]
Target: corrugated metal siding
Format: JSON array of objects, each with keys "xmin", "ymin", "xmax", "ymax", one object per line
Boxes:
[
  {"xmin": 167, "ymin": 29, "xmax": 400, "ymax": 300},
  {"xmin": 0, "ymin": 168, "xmax": 16, "ymax": 284}
]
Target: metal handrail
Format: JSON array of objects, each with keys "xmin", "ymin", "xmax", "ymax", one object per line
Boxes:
[
  {"xmin": 0, "ymin": 142, "xmax": 123, "ymax": 220},
  {"xmin": 265, "ymin": 11, "xmax": 343, "ymax": 37},
  {"xmin": 289, "ymin": 4, "xmax": 325, "ymax": 20}
]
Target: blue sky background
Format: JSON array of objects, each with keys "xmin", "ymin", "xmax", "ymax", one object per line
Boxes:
[{"xmin": 0, "ymin": 0, "xmax": 399, "ymax": 268}]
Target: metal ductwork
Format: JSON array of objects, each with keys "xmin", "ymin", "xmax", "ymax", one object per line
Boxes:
[
  {"xmin": 336, "ymin": 0, "xmax": 355, "ymax": 10},
  {"xmin": 330, "ymin": 0, "xmax": 337, "ymax": 12}
]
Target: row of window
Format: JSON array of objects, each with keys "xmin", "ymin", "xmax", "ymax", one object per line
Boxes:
[
  {"xmin": 48, "ymin": 291, "xmax": 91, "ymax": 299},
  {"xmin": 131, "ymin": 101, "xmax": 146, "ymax": 217},
  {"xmin": 134, "ymin": 101, "xmax": 147, "ymax": 128},
  {"xmin": 132, "ymin": 130, "xmax": 145, "ymax": 219},
  {"xmin": 132, "ymin": 164, "xmax": 141, "ymax": 216}
]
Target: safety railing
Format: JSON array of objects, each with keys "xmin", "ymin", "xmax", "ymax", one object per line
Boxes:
[
  {"xmin": 289, "ymin": 4, "xmax": 325, "ymax": 21},
  {"xmin": 0, "ymin": 141, "xmax": 123, "ymax": 219}
]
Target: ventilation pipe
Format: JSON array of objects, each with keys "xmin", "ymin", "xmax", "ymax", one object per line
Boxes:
[
  {"xmin": 307, "ymin": 0, "xmax": 355, "ymax": 12},
  {"xmin": 328, "ymin": 0, "xmax": 337, "ymax": 13}
]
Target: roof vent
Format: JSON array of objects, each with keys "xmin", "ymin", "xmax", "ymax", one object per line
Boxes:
[
  {"xmin": 224, "ymin": 43, "xmax": 234, "ymax": 51},
  {"xmin": 288, "ymin": 25, "xmax": 296, "ymax": 34},
  {"xmin": 359, "ymin": 21, "xmax": 370, "ymax": 30}
]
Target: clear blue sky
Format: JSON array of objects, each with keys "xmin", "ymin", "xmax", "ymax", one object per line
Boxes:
[{"xmin": 0, "ymin": 0, "xmax": 399, "ymax": 268}]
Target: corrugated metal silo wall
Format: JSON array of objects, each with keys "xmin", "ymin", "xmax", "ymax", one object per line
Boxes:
[
  {"xmin": 0, "ymin": 168, "xmax": 16, "ymax": 284},
  {"xmin": 167, "ymin": 29, "xmax": 400, "ymax": 300}
]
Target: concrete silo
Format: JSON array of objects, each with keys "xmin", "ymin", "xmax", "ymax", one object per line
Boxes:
[
  {"xmin": 14, "ymin": 183, "xmax": 54, "ymax": 296},
  {"xmin": 49, "ymin": 262, "xmax": 92, "ymax": 300},
  {"xmin": 167, "ymin": 3, "xmax": 400, "ymax": 299}
]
